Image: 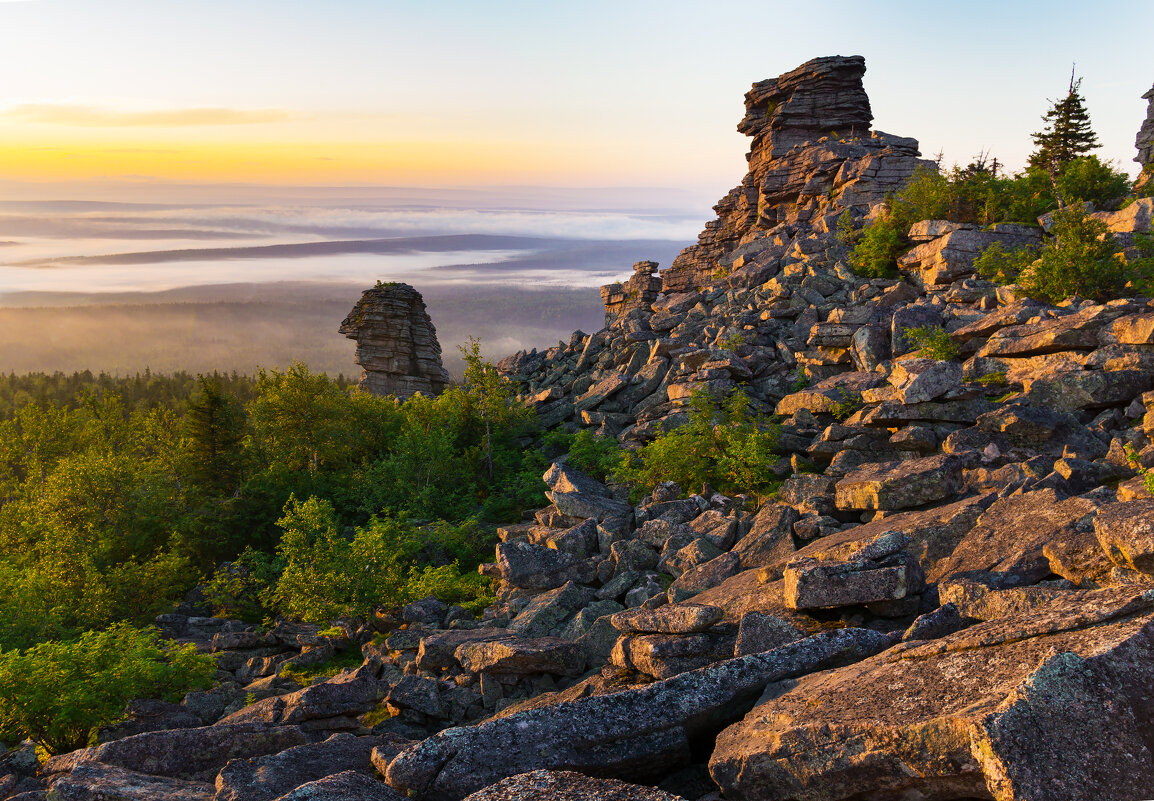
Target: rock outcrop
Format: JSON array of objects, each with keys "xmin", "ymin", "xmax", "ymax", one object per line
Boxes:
[
  {"xmin": 659, "ymin": 54, "xmax": 932, "ymax": 294},
  {"xmin": 1136, "ymin": 83, "xmax": 1154, "ymax": 192},
  {"xmin": 1137, "ymin": 83, "xmax": 1154, "ymax": 169},
  {"xmin": 339, "ymin": 282, "xmax": 450, "ymax": 400}
]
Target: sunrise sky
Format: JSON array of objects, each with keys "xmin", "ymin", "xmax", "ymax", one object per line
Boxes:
[{"xmin": 0, "ymin": 0, "xmax": 1151, "ymax": 195}]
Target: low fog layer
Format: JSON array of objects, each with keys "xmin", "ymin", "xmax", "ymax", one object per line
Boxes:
[
  {"xmin": 0, "ymin": 187, "xmax": 702, "ymax": 375},
  {"xmin": 0, "ymin": 282, "xmax": 607, "ymax": 379}
]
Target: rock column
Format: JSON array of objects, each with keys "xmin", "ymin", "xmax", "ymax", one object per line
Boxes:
[{"xmin": 339, "ymin": 282, "xmax": 450, "ymax": 400}]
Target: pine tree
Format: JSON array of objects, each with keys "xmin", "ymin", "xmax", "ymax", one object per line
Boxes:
[
  {"xmin": 1028, "ymin": 70, "xmax": 1101, "ymax": 172},
  {"xmin": 184, "ymin": 375, "xmax": 244, "ymax": 494}
]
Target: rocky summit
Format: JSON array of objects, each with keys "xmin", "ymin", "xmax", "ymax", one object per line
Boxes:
[
  {"xmin": 339, "ymin": 281, "xmax": 450, "ymax": 400},
  {"xmin": 16, "ymin": 56, "xmax": 1154, "ymax": 801}
]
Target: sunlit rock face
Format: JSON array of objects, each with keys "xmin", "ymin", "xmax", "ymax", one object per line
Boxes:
[
  {"xmin": 1135, "ymin": 83, "xmax": 1154, "ymax": 192},
  {"xmin": 339, "ymin": 282, "xmax": 450, "ymax": 400},
  {"xmin": 659, "ymin": 54, "xmax": 933, "ymax": 294}
]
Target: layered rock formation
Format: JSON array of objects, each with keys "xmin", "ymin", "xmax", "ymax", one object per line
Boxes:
[
  {"xmin": 1136, "ymin": 83, "xmax": 1154, "ymax": 192},
  {"xmin": 660, "ymin": 55, "xmax": 932, "ymax": 294},
  {"xmin": 339, "ymin": 282, "xmax": 450, "ymax": 400},
  {"xmin": 1137, "ymin": 84, "xmax": 1154, "ymax": 168}
]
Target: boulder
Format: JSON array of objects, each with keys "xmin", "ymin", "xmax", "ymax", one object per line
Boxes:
[
  {"xmin": 709, "ymin": 587, "xmax": 1154, "ymax": 801},
  {"xmin": 416, "ymin": 629, "xmax": 514, "ymax": 672},
  {"xmin": 930, "ymin": 489, "xmax": 1099, "ymax": 584},
  {"xmin": 454, "ymin": 637, "xmax": 584, "ymax": 677},
  {"xmin": 609, "ymin": 604, "xmax": 724, "ymax": 634},
  {"xmin": 496, "ymin": 542, "xmax": 596, "ymax": 590},
  {"xmin": 219, "ymin": 666, "xmax": 384, "ymax": 727},
  {"xmin": 834, "ymin": 454, "xmax": 966, "ymax": 511},
  {"xmin": 269, "ymin": 770, "xmax": 406, "ymax": 801},
  {"xmin": 46, "ymin": 763, "xmax": 213, "ymax": 801},
  {"xmin": 1095, "ymin": 499, "xmax": 1154, "ymax": 574},
  {"xmin": 42, "ymin": 723, "xmax": 307, "ymax": 782},
  {"xmin": 667, "ymin": 553, "xmax": 742, "ymax": 601},
  {"xmin": 610, "ymin": 632, "xmax": 733, "ymax": 679},
  {"xmin": 461, "ymin": 769, "xmax": 686, "ymax": 801},
  {"xmin": 386, "ymin": 676, "xmax": 444, "ymax": 718},
  {"xmin": 731, "ymin": 503, "xmax": 800, "ymax": 569},
  {"xmin": 886, "ymin": 357, "xmax": 963, "ymax": 404},
  {"xmin": 548, "ymin": 490, "xmax": 634, "ymax": 523},
  {"xmin": 784, "ymin": 551, "xmax": 924, "ymax": 610},
  {"xmin": 215, "ymin": 732, "xmax": 409, "ymax": 801},
  {"xmin": 384, "ymin": 628, "xmax": 891, "ymax": 800},
  {"xmin": 509, "ymin": 582, "xmax": 597, "ymax": 638}
]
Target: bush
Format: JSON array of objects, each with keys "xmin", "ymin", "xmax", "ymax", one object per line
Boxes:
[
  {"xmin": 0, "ymin": 623, "xmax": 214, "ymax": 753},
  {"xmin": 903, "ymin": 326, "xmax": 959, "ymax": 361},
  {"xmin": 850, "ymin": 215, "xmax": 904, "ymax": 278},
  {"xmin": 566, "ymin": 429, "xmax": 624, "ymax": 483},
  {"xmin": 266, "ymin": 496, "xmax": 494, "ymax": 623},
  {"xmin": 1017, "ymin": 207, "xmax": 1132, "ymax": 303},
  {"xmin": 619, "ymin": 389, "xmax": 780, "ymax": 501},
  {"xmin": 974, "ymin": 241, "xmax": 1040, "ymax": 285}
]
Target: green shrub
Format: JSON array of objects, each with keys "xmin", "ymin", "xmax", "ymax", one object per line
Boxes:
[
  {"xmin": 975, "ymin": 372, "xmax": 1008, "ymax": 387},
  {"xmin": 278, "ymin": 647, "xmax": 364, "ymax": 688},
  {"xmin": 0, "ymin": 623, "xmax": 214, "ymax": 753},
  {"xmin": 1056, "ymin": 156, "xmax": 1131, "ymax": 209},
  {"xmin": 266, "ymin": 496, "xmax": 494, "ymax": 623},
  {"xmin": 849, "ymin": 215, "xmax": 904, "ymax": 278},
  {"xmin": 974, "ymin": 240, "xmax": 1040, "ymax": 285},
  {"xmin": 1017, "ymin": 207, "xmax": 1130, "ymax": 303},
  {"xmin": 889, "ymin": 165, "xmax": 950, "ymax": 228},
  {"xmin": 1125, "ymin": 444, "xmax": 1154, "ymax": 496},
  {"xmin": 566, "ymin": 428, "xmax": 624, "ymax": 483},
  {"xmin": 619, "ymin": 389, "xmax": 780, "ymax": 501},
  {"xmin": 717, "ymin": 330, "xmax": 746, "ymax": 351},
  {"xmin": 903, "ymin": 326, "xmax": 959, "ymax": 361},
  {"xmin": 203, "ymin": 547, "xmax": 279, "ymax": 621},
  {"xmin": 828, "ymin": 389, "xmax": 863, "ymax": 421}
]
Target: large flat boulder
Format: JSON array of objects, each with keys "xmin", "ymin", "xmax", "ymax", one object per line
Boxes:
[
  {"xmin": 46, "ymin": 763, "xmax": 213, "ymax": 801},
  {"xmin": 929, "ymin": 488, "xmax": 1100, "ymax": 584},
  {"xmin": 42, "ymin": 723, "xmax": 307, "ymax": 782},
  {"xmin": 834, "ymin": 454, "xmax": 966, "ymax": 511},
  {"xmin": 709, "ymin": 587, "xmax": 1154, "ymax": 801},
  {"xmin": 218, "ymin": 665, "xmax": 384, "ymax": 728},
  {"xmin": 610, "ymin": 604, "xmax": 724, "ymax": 634},
  {"xmin": 383, "ymin": 628, "xmax": 891, "ymax": 801},
  {"xmin": 978, "ymin": 303, "xmax": 1135, "ymax": 358},
  {"xmin": 454, "ymin": 636, "xmax": 584, "ymax": 677},
  {"xmin": 215, "ymin": 732, "xmax": 409, "ymax": 801}
]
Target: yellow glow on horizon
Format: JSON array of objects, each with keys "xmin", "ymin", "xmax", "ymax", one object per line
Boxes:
[{"xmin": 0, "ymin": 139, "xmax": 597, "ymax": 185}]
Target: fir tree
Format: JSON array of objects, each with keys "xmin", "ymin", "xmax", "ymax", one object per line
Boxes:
[{"xmin": 1028, "ymin": 70, "xmax": 1101, "ymax": 172}]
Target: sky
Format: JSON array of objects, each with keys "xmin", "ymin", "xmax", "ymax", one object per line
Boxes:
[{"xmin": 0, "ymin": 0, "xmax": 1150, "ymax": 200}]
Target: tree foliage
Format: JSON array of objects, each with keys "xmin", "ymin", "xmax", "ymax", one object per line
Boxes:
[
  {"xmin": 1029, "ymin": 74, "xmax": 1101, "ymax": 172},
  {"xmin": 0, "ymin": 623, "xmax": 214, "ymax": 754},
  {"xmin": 620, "ymin": 388, "xmax": 780, "ymax": 501}
]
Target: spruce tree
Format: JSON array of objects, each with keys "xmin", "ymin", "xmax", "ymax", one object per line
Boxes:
[{"xmin": 1028, "ymin": 71, "xmax": 1101, "ymax": 172}]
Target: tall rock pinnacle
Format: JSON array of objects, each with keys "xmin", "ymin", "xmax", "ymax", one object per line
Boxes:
[
  {"xmin": 660, "ymin": 55, "xmax": 933, "ymax": 294},
  {"xmin": 1135, "ymin": 84, "xmax": 1154, "ymax": 192},
  {"xmin": 339, "ymin": 282, "xmax": 450, "ymax": 400}
]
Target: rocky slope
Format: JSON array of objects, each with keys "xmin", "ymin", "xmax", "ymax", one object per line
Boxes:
[{"xmin": 9, "ymin": 55, "xmax": 1154, "ymax": 801}]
